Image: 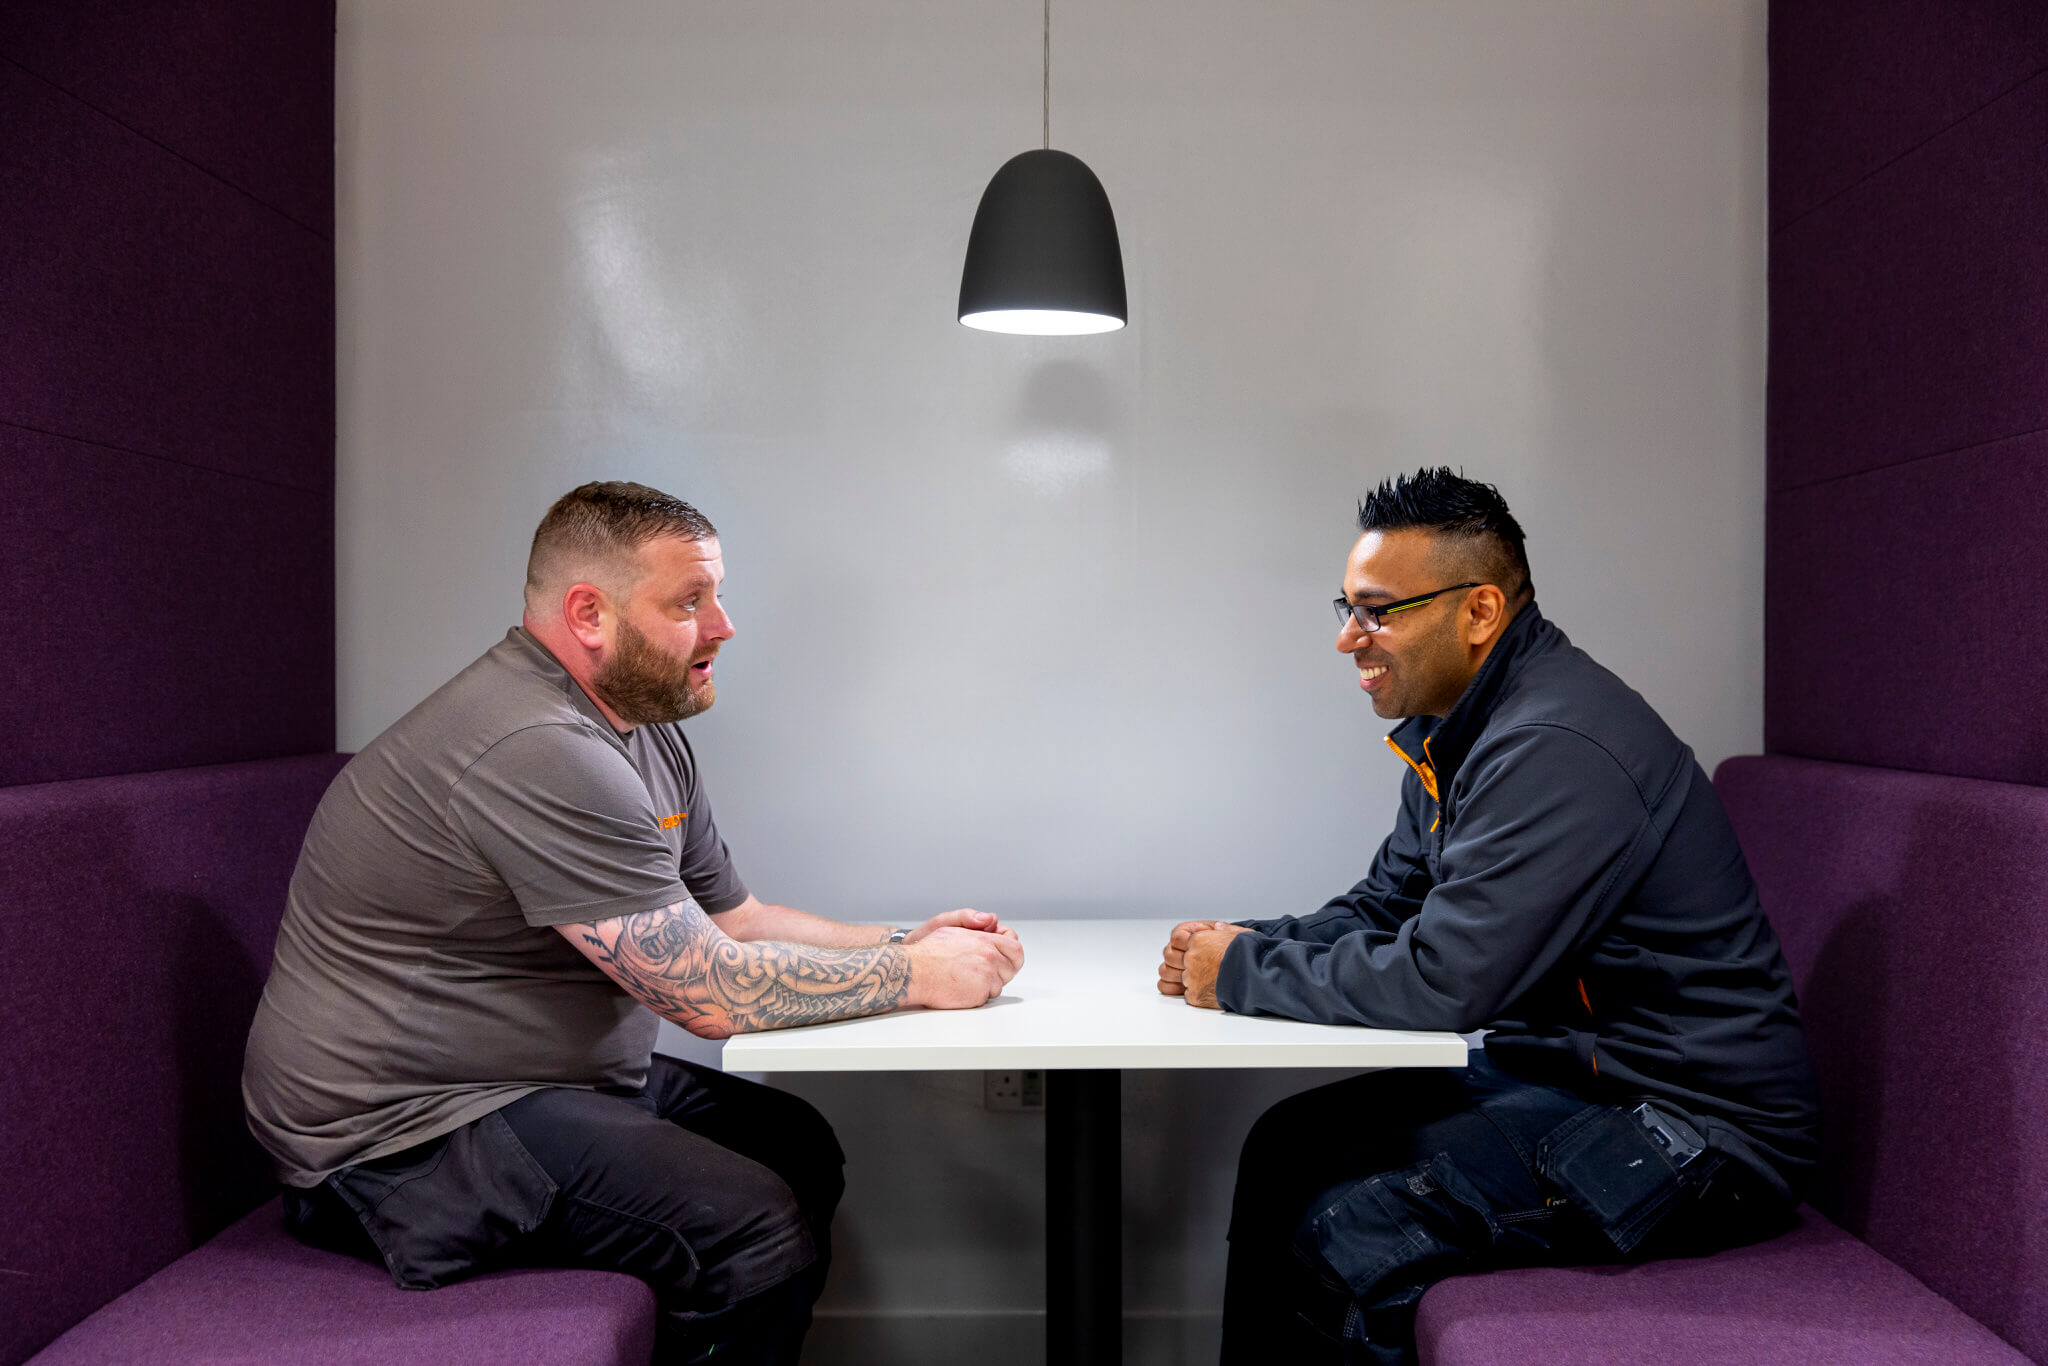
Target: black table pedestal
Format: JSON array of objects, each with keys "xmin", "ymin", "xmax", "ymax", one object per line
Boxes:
[{"xmin": 1047, "ymin": 1068, "xmax": 1121, "ymax": 1365}]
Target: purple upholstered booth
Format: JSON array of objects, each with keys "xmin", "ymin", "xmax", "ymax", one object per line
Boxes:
[
  {"xmin": 0, "ymin": 757, "xmax": 656, "ymax": 1364},
  {"xmin": 0, "ymin": 756, "xmax": 348, "ymax": 1361},
  {"xmin": 3, "ymin": 3, "xmax": 653, "ymax": 1360},
  {"xmin": 1415, "ymin": 756, "xmax": 2047, "ymax": 1365},
  {"xmin": 26, "ymin": 1204, "xmax": 654, "ymax": 1366}
]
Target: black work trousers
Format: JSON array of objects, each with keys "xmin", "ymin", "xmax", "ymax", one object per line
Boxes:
[
  {"xmin": 1222, "ymin": 1052, "xmax": 1794, "ymax": 1366},
  {"xmin": 284, "ymin": 1055, "xmax": 843, "ymax": 1366}
]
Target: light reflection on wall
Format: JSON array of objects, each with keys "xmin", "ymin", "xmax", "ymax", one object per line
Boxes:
[
  {"xmin": 561, "ymin": 149, "xmax": 738, "ymax": 410},
  {"xmin": 1001, "ymin": 358, "xmax": 1121, "ymax": 495}
]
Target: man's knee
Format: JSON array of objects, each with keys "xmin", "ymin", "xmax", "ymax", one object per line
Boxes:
[
  {"xmin": 770, "ymin": 1089, "xmax": 846, "ymax": 1214},
  {"xmin": 1236, "ymin": 1083, "xmax": 1335, "ymax": 1191},
  {"xmin": 682, "ymin": 1159, "xmax": 819, "ymax": 1306},
  {"xmin": 1234, "ymin": 1080, "xmax": 1353, "ymax": 1229},
  {"xmin": 562, "ymin": 1158, "xmax": 815, "ymax": 1311},
  {"xmin": 1232, "ymin": 1083, "xmax": 1375, "ymax": 1252},
  {"xmin": 695, "ymin": 1071, "xmax": 846, "ymax": 1220},
  {"xmin": 1229, "ymin": 1100, "xmax": 1297, "ymax": 1238},
  {"xmin": 1239, "ymin": 1069, "xmax": 1456, "ymax": 1178},
  {"xmin": 773, "ymin": 1087, "xmax": 842, "ymax": 1157}
]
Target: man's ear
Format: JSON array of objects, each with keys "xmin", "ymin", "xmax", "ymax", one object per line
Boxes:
[
  {"xmin": 561, "ymin": 583, "xmax": 611, "ymax": 651},
  {"xmin": 1464, "ymin": 584, "xmax": 1509, "ymax": 645}
]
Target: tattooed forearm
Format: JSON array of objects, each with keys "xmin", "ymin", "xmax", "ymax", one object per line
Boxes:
[{"xmin": 574, "ymin": 901, "xmax": 912, "ymax": 1037}]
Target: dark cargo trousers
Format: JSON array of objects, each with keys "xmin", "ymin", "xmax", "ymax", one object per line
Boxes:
[
  {"xmin": 283, "ymin": 1056, "xmax": 843, "ymax": 1365},
  {"xmin": 1222, "ymin": 1052, "xmax": 1795, "ymax": 1366}
]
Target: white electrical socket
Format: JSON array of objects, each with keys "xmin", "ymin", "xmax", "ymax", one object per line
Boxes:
[{"xmin": 984, "ymin": 1069, "xmax": 1045, "ymax": 1111}]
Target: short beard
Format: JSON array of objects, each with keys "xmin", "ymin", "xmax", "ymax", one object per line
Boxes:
[{"xmin": 592, "ymin": 617, "xmax": 714, "ymax": 726}]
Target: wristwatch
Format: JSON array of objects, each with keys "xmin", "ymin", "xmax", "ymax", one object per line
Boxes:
[{"xmin": 885, "ymin": 927, "xmax": 910, "ymax": 944}]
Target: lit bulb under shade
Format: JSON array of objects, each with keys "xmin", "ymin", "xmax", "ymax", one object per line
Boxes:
[{"xmin": 958, "ymin": 149, "xmax": 1127, "ymax": 335}]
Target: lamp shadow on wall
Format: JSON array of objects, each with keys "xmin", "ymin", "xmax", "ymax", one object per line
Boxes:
[{"xmin": 1000, "ymin": 360, "xmax": 1123, "ymax": 498}]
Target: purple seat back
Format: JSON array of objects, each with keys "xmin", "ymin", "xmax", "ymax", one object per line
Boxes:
[
  {"xmin": 1715, "ymin": 754, "xmax": 2048, "ymax": 1361},
  {"xmin": 0, "ymin": 754, "xmax": 348, "ymax": 1366}
]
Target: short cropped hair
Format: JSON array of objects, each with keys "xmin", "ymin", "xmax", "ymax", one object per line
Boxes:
[
  {"xmin": 524, "ymin": 481, "xmax": 717, "ymax": 611},
  {"xmin": 1357, "ymin": 467, "xmax": 1533, "ymax": 602}
]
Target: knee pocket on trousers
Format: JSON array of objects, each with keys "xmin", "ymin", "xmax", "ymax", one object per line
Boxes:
[{"xmin": 1295, "ymin": 1153, "xmax": 1500, "ymax": 1302}]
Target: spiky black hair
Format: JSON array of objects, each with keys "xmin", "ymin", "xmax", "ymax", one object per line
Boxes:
[{"xmin": 1357, "ymin": 467, "xmax": 1532, "ymax": 600}]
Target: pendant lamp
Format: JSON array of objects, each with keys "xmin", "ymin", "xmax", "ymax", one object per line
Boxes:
[{"xmin": 958, "ymin": 0, "xmax": 1127, "ymax": 335}]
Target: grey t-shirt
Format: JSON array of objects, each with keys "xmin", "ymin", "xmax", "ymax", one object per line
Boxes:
[{"xmin": 244, "ymin": 627, "xmax": 748, "ymax": 1187}]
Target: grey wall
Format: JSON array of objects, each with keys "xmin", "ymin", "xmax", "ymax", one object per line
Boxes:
[{"xmin": 336, "ymin": 1, "xmax": 1767, "ymax": 1359}]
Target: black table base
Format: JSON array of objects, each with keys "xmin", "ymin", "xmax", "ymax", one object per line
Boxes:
[{"xmin": 1047, "ymin": 1068, "xmax": 1121, "ymax": 1364}]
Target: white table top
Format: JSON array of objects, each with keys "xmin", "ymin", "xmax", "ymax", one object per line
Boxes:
[{"xmin": 721, "ymin": 918, "xmax": 1470, "ymax": 1072}]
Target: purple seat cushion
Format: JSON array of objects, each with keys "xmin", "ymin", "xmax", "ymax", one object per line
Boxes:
[
  {"xmin": 26, "ymin": 1199, "xmax": 656, "ymax": 1366},
  {"xmin": 1416, "ymin": 1207, "xmax": 2030, "ymax": 1366},
  {"xmin": 1716, "ymin": 756, "xmax": 2048, "ymax": 1360}
]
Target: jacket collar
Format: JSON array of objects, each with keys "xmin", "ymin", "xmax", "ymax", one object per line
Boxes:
[{"xmin": 1385, "ymin": 602, "xmax": 1559, "ymax": 800}]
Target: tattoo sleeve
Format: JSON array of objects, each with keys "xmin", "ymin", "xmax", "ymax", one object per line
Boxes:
[{"xmin": 573, "ymin": 901, "xmax": 912, "ymax": 1037}]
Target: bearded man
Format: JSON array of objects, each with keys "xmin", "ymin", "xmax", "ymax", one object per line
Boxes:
[
  {"xmin": 245, "ymin": 481, "xmax": 1022, "ymax": 1365},
  {"xmin": 1156, "ymin": 468, "xmax": 1818, "ymax": 1366}
]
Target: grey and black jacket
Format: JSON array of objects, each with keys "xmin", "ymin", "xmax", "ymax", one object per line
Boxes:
[{"xmin": 1219, "ymin": 603, "xmax": 1820, "ymax": 1197}]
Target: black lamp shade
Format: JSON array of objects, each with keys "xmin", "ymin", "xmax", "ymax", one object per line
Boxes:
[{"xmin": 959, "ymin": 149, "xmax": 1127, "ymax": 334}]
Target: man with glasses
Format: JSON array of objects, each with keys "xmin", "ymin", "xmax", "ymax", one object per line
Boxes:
[{"xmin": 1156, "ymin": 468, "xmax": 1817, "ymax": 1365}]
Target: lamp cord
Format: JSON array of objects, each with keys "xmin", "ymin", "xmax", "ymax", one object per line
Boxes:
[{"xmin": 1042, "ymin": 0, "xmax": 1050, "ymax": 149}]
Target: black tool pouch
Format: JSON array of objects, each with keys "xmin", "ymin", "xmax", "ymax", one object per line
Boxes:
[{"xmin": 1534, "ymin": 1105, "xmax": 1690, "ymax": 1255}]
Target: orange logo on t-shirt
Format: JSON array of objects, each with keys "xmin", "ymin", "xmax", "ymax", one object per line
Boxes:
[{"xmin": 660, "ymin": 812, "xmax": 688, "ymax": 830}]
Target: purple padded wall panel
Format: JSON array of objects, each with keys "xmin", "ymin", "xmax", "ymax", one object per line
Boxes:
[
  {"xmin": 0, "ymin": 754, "xmax": 349, "ymax": 1365},
  {"xmin": 1763, "ymin": 430, "xmax": 2048, "ymax": 786},
  {"xmin": 1767, "ymin": 72, "xmax": 2048, "ymax": 492},
  {"xmin": 1769, "ymin": 0, "xmax": 2048, "ymax": 230},
  {"xmin": 0, "ymin": 62, "xmax": 332, "ymax": 494},
  {"xmin": 0, "ymin": 425, "xmax": 334, "ymax": 787},
  {"xmin": 0, "ymin": 2, "xmax": 336, "ymax": 232},
  {"xmin": 1715, "ymin": 756, "xmax": 2048, "ymax": 1363}
]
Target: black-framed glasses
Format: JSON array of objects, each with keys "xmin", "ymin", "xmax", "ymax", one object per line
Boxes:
[{"xmin": 1332, "ymin": 582, "xmax": 1481, "ymax": 634}]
